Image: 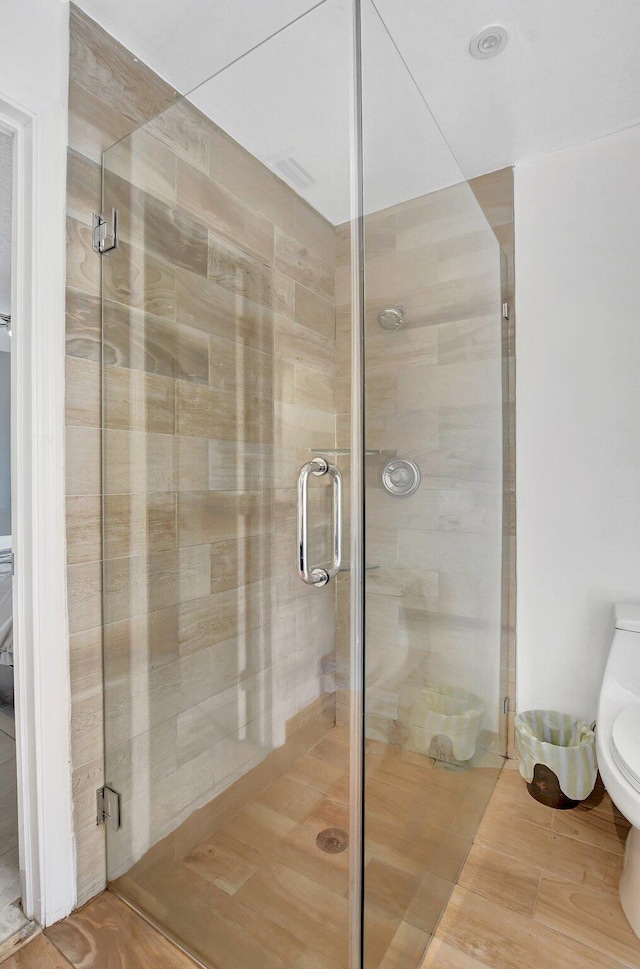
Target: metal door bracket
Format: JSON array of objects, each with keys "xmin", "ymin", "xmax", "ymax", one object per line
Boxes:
[
  {"xmin": 97, "ymin": 785, "xmax": 121, "ymax": 830},
  {"xmin": 502, "ymin": 301, "xmax": 510, "ymax": 320},
  {"xmin": 92, "ymin": 209, "xmax": 118, "ymax": 254}
]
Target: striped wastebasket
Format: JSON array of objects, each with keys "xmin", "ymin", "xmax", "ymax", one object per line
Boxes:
[{"xmin": 515, "ymin": 710, "xmax": 598, "ymax": 809}]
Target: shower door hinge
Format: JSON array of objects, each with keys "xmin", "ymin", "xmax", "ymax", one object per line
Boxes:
[
  {"xmin": 96, "ymin": 785, "xmax": 121, "ymax": 830},
  {"xmin": 502, "ymin": 301, "xmax": 510, "ymax": 320},
  {"xmin": 92, "ymin": 209, "xmax": 118, "ymax": 254}
]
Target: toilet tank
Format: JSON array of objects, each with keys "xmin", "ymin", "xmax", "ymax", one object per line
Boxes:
[
  {"xmin": 601, "ymin": 603, "xmax": 640, "ymax": 712},
  {"xmin": 615, "ymin": 602, "xmax": 640, "ymax": 633}
]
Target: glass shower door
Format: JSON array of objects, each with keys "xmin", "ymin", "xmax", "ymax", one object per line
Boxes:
[
  {"xmin": 359, "ymin": 2, "xmax": 508, "ymax": 964},
  {"xmin": 100, "ymin": 3, "xmax": 363, "ymax": 967},
  {"xmin": 98, "ymin": 2, "xmax": 511, "ymax": 966}
]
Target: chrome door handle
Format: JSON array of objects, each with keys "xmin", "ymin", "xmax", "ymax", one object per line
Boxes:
[{"xmin": 297, "ymin": 457, "xmax": 342, "ymax": 587}]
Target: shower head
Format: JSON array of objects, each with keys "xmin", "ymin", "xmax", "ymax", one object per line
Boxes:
[{"xmin": 377, "ymin": 305, "xmax": 406, "ymax": 331}]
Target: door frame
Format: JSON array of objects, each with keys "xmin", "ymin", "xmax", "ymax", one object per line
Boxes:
[{"xmin": 0, "ymin": 83, "xmax": 75, "ymax": 926}]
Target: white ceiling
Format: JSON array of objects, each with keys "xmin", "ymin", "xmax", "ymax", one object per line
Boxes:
[
  {"xmin": 75, "ymin": 0, "xmax": 640, "ymax": 224},
  {"xmin": 190, "ymin": 0, "xmax": 465, "ymax": 222},
  {"xmin": 373, "ymin": 0, "xmax": 640, "ymax": 181},
  {"xmin": 0, "ymin": 131, "xmax": 12, "ymax": 354},
  {"xmin": 73, "ymin": 0, "xmax": 322, "ymax": 95}
]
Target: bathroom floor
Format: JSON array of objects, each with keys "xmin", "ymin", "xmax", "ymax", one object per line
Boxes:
[
  {"xmin": 0, "ymin": 727, "xmax": 29, "ymax": 948},
  {"xmin": 5, "ymin": 758, "xmax": 638, "ymax": 969},
  {"xmin": 426, "ymin": 760, "xmax": 640, "ymax": 969}
]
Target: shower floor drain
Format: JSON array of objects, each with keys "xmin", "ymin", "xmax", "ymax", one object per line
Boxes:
[{"xmin": 316, "ymin": 828, "xmax": 349, "ymax": 854}]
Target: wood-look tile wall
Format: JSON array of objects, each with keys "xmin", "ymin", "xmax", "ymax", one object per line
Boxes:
[
  {"xmin": 101, "ymin": 105, "xmax": 338, "ymax": 881},
  {"xmin": 469, "ymin": 168, "xmax": 517, "ymax": 757},
  {"xmin": 66, "ymin": 4, "xmax": 338, "ymax": 902},
  {"xmin": 335, "ymin": 176, "xmax": 516, "ymax": 758},
  {"xmin": 67, "ymin": 4, "xmax": 180, "ymax": 907}
]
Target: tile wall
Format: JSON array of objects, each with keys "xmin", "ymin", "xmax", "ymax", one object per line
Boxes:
[
  {"xmin": 66, "ymin": 3, "xmax": 180, "ymax": 905},
  {"xmin": 100, "ymin": 105, "xmax": 339, "ymax": 879},
  {"xmin": 335, "ymin": 178, "xmax": 515, "ymax": 759},
  {"xmin": 66, "ymin": 4, "xmax": 339, "ymax": 900},
  {"xmin": 469, "ymin": 168, "xmax": 517, "ymax": 757}
]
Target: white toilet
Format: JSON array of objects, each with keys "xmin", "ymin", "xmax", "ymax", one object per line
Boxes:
[{"xmin": 597, "ymin": 602, "xmax": 640, "ymax": 939}]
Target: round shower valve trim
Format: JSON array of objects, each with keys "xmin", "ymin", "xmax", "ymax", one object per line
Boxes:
[
  {"xmin": 377, "ymin": 305, "xmax": 406, "ymax": 331},
  {"xmin": 382, "ymin": 458, "xmax": 421, "ymax": 497}
]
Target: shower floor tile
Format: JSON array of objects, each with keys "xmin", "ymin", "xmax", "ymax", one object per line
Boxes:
[{"xmin": 104, "ymin": 723, "xmax": 500, "ymax": 969}]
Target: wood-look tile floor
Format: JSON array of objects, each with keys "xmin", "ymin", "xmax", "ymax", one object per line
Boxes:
[
  {"xmin": 423, "ymin": 761, "xmax": 640, "ymax": 969},
  {"xmin": 11, "ymin": 753, "xmax": 639, "ymax": 969},
  {"xmin": 104, "ymin": 724, "xmax": 500, "ymax": 969}
]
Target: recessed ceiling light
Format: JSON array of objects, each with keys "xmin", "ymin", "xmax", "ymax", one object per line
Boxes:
[{"xmin": 469, "ymin": 25, "xmax": 509, "ymax": 60}]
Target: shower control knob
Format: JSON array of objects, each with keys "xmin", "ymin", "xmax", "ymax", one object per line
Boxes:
[
  {"xmin": 381, "ymin": 458, "xmax": 421, "ymax": 497},
  {"xmin": 390, "ymin": 467, "xmax": 410, "ymax": 486},
  {"xmin": 376, "ymin": 305, "xmax": 406, "ymax": 330}
]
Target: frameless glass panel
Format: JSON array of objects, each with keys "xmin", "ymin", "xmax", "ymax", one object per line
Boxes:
[
  {"xmin": 101, "ymin": 2, "xmax": 363, "ymax": 967},
  {"xmin": 100, "ymin": 2, "xmax": 511, "ymax": 965},
  {"xmin": 359, "ymin": 1, "xmax": 508, "ymax": 964}
]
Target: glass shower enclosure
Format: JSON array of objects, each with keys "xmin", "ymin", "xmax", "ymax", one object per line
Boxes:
[{"xmin": 100, "ymin": 2, "xmax": 509, "ymax": 966}]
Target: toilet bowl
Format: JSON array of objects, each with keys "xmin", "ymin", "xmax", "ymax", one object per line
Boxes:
[{"xmin": 596, "ymin": 602, "xmax": 640, "ymax": 939}]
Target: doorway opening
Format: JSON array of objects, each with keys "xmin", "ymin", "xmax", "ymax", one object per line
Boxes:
[{"xmin": 0, "ymin": 126, "xmax": 29, "ymax": 946}]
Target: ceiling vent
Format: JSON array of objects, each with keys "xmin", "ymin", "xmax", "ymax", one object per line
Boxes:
[
  {"xmin": 469, "ymin": 25, "xmax": 509, "ymax": 60},
  {"xmin": 269, "ymin": 152, "xmax": 316, "ymax": 191}
]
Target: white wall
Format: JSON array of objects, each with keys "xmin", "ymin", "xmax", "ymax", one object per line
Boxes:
[{"xmin": 516, "ymin": 124, "xmax": 640, "ymax": 722}]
